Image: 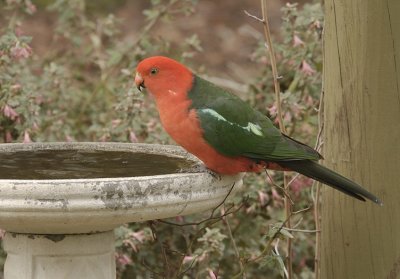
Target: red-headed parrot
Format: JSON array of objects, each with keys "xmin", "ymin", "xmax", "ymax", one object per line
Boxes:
[{"xmin": 134, "ymin": 56, "xmax": 381, "ymax": 205}]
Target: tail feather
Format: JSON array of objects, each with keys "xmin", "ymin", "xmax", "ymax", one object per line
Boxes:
[{"xmin": 277, "ymin": 160, "xmax": 382, "ymax": 205}]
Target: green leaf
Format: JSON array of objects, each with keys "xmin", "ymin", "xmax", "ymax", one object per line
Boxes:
[
  {"xmin": 143, "ymin": 9, "xmax": 160, "ymax": 20},
  {"xmin": 279, "ymin": 228, "xmax": 294, "ymax": 239},
  {"xmin": 275, "ymin": 253, "xmax": 286, "ymax": 278}
]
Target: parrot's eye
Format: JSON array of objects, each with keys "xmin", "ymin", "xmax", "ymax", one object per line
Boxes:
[{"xmin": 150, "ymin": 68, "xmax": 159, "ymax": 75}]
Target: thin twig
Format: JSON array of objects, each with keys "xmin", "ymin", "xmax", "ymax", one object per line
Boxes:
[
  {"xmin": 161, "ymin": 242, "xmax": 171, "ymax": 277},
  {"xmin": 259, "ymin": 4, "xmax": 285, "ymax": 133},
  {"xmin": 244, "ymin": 10, "xmax": 264, "ymax": 23},
  {"xmin": 287, "ymin": 173, "xmax": 301, "ymax": 187},
  {"xmin": 252, "ymin": 1, "xmax": 292, "ymax": 277},
  {"xmin": 177, "ymin": 256, "xmax": 198, "ymax": 278},
  {"xmin": 232, "ymin": 212, "xmax": 294, "ymax": 279},
  {"xmin": 265, "ymin": 170, "xmax": 294, "ymax": 205},
  {"xmin": 225, "ymin": 205, "xmax": 246, "ymax": 278},
  {"xmin": 210, "ymin": 182, "xmax": 236, "ymax": 218},
  {"xmin": 274, "ymin": 240, "xmax": 289, "ymax": 278},
  {"xmin": 271, "ymin": 222, "xmax": 320, "ymax": 233},
  {"xmin": 133, "ymin": 0, "xmax": 177, "ymax": 47},
  {"xmin": 290, "ymin": 216, "xmax": 303, "ymax": 230},
  {"xmin": 157, "ymin": 182, "xmax": 238, "ymax": 227},
  {"xmin": 157, "ymin": 203, "xmax": 239, "ymax": 227},
  {"xmin": 281, "ymin": 228, "xmax": 320, "ymax": 233},
  {"xmin": 293, "ymin": 206, "xmax": 312, "ymax": 215},
  {"xmin": 313, "ymin": 89, "xmax": 325, "ymax": 279},
  {"xmin": 141, "ymin": 259, "xmax": 164, "ymax": 277},
  {"xmin": 173, "ymin": 193, "xmax": 247, "ymax": 277}
]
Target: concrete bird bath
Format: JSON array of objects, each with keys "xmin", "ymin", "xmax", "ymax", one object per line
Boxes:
[{"xmin": 0, "ymin": 142, "xmax": 243, "ymax": 279}]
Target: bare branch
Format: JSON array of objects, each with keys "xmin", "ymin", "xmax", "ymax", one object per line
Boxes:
[
  {"xmin": 243, "ymin": 10, "xmax": 264, "ymax": 23},
  {"xmin": 265, "ymin": 170, "xmax": 294, "ymax": 205},
  {"xmin": 225, "ymin": 205, "xmax": 246, "ymax": 278},
  {"xmin": 157, "ymin": 183, "xmax": 243, "ymax": 227},
  {"xmin": 255, "ymin": 1, "xmax": 292, "ymax": 276}
]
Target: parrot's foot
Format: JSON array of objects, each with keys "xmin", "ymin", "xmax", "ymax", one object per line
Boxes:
[{"xmin": 179, "ymin": 164, "xmax": 221, "ymax": 179}]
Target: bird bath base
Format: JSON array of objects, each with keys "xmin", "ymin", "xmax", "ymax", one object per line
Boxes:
[
  {"xmin": 0, "ymin": 143, "xmax": 244, "ymax": 279},
  {"xmin": 4, "ymin": 231, "xmax": 115, "ymax": 279}
]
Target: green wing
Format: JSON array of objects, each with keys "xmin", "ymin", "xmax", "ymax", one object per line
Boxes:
[{"xmin": 188, "ymin": 75, "xmax": 321, "ymax": 162}]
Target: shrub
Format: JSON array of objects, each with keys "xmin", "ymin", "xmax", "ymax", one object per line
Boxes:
[{"xmin": 0, "ymin": 1, "xmax": 322, "ymax": 278}]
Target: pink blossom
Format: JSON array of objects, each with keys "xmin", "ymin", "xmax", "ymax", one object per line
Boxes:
[
  {"xmin": 10, "ymin": 84, "xmax": 22, "ymax": 91},
  {"xmin": 26, "ymin": 1, "xmax": 37, "ymax": 14},
  {"xmin": 65, "ymin": 135, "xmax": 74, "ymax": 142},
  {"xmin": 175, "ymin": 215, "xmax": 184, "ymax": 223},
  {"xmin": 305, "ymin": 95, "xmax": 314, "ymax": 106},
  {"xmin": 116, "ymin": 253, "xmax": 132, "ymax": 266},
  {"xmin": 146, "ymin": 119, "xmax": 157, "ymax": 132},
  {"xmin": 246, "ymin": 204, "xmax": 255, "ymax": 214},
  {"xmin": 32, "ymin": 122, "xmax": 39, "ymax": 131},
  {"xmin": 3, "ymin": 105, "xmax": 19, "ymax": 120},
  {"xmin": 290, "ymin": 176, "xmax": 313, "ymax": 196},
  {"xmin": 35, "ymin": 95, "xmax": 46, "ymax": 105},
  {"xmin": 300, "ymin": 123, "xmax": 314, "ymax": 134},
  {"xmin": 208, "ymin": 269, "xmax": 218, "ymax": 279},
  {"xmin": 283, "ymin": 111, "xmax": 292, "ymax": 123},
  {"xmin": 287, "ymin": 59, "xmax": 296, "ymax": 66},
  {"xmin": 301, "ymin": 60, "xmax": 316, "ymax": 76},
  {"xmin": 271, "ymin": 188, "xmax": 284, "ymax": 207},
  {"xmin": 182, "ymin": 255, "xmax": 195, "ymax": 265},
  {"xmin": 291, "ymin": 104, "xmax": 302, "ymax": 118},
  {"xmin": 129, "ymin": 131, "xmax": 138, "ymax": 143},
  {"xmin": 15, "ymin": 26, "xmax": 23, "ymax": 37},
  {"xmin": 312, "ymin": 20, "xmax": 322, "ymax": 30},
  {"xmin": 258, "ymin": 190, "xmax": 269, "ymax": 206},
  {"xmin": 23, "ymin": 130, "xmax": 32, "ymax": 143},
  {"xmin": 197, "ymin": 253, "xmax": 206, "ymax": 262},
  {"xmin": 10, "ymin": 44, "xmax": 32, "ymax": 60},
  {"xmin": 271, "ymin": 188, "xmax": 281, "ymax": 200},
  {"xmin": 293, "ymin": 35, "xmax": 305, "ymax": 47},
  {"xmin": 259, "ymin": 55, "xmax": 269, "ymax": 65},
  {"xmin": 131, "ymin": 231, "xmax": 146, "ymax": 243},
  {"xmin": 267, "ymin": 104, "xmax": 277, "ymax": 117},
  {"xmin": 133, "ymin": 103, "xmax": 142, "ymax": 110},
  {"xmin": 123, "ymin": 239, "xmax": 138, "ymax": 252},
  {"xmin": 99, "ymin": 134, "xmax": 109, "ymax": 142},
  {"xmin": 111, "ymin": 119, "xmax": 121, "ymax": 128},
  {"xmin": 298, "ymin": 257, "xmax": 307, "ymax": 268},
  {"xmin": 220, "ymin": 206, "xmax": 225, "ymax": 215},
  {"xmin": 5, "ymin": 131, "xmax": 13, "ymax": 143}
]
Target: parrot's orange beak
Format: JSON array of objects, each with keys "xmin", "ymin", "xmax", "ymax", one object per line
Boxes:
[{"xmin": 134, "ymin": 72, "xmax": 145, "ymax": 92}]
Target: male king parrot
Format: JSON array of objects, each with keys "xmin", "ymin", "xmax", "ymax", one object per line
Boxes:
[{"xmin": 134, "ymin": 56, "xmax": 381, "ymax": 205}]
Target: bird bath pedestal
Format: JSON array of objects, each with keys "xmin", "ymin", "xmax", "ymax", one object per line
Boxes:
[{"xmin": 0, "ymin": 143, "xmax": 243, "ymax": 279}]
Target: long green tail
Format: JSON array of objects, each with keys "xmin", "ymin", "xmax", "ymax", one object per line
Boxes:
[{"xmin": 277, "ymin": 160, "xmax": 382, "ymax": 205}]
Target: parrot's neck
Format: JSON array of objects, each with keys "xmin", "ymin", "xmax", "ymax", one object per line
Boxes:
[
  {"xmin": 154, "ymin": 92, "xmax": 193, "ymax": 140},
  {"xmin": 149, "ymin": 72, "xmax": 195, "ymax": 138}
]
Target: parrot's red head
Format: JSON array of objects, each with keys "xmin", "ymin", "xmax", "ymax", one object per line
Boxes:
[{"xmin": 134, "ymin": 56, "xmax": 193, "ymax": 101}]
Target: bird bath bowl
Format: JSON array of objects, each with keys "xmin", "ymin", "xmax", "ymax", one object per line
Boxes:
[{"xmin": 0, "ymin": 142, "xmax": 243, "ymax": 279}]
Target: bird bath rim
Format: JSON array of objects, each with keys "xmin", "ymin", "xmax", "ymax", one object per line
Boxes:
[
  {"xmin": 0, "ymin": 142, "xmax": 201, "ymax": 182},
  {"xmin": 0, "ymin": 142, "xmax": 244, "ymax": 234}
]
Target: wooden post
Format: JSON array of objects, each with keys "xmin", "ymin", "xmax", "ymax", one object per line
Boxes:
[{"xmin": 321, "ymin": 0, "xmax": 400, "ymax": 278}]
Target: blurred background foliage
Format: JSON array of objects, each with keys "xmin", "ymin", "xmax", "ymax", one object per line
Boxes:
[{"xmin": 0, "ymin": 0, "xmax": 323, "ymax": 278}]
